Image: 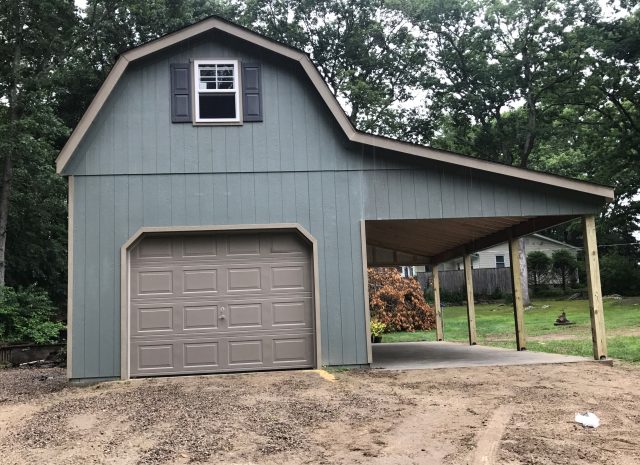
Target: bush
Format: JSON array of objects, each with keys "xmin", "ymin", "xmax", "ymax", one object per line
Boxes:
[
  {"xmin": 369, "ymin": 267, "xmax": 435, "ymax": 332},
  {"xmin": 527, "ymin": 251, "xmax": 551, "ymax": 288},
  {"xmin": 0, "ymin": 286, "xmax": 64, "ymax": 345},
  {"xmin": 600, "ymin": 253, "xmax": 640, "ymax": 296},
  {"xmin": 552, "ymin": 250, "xmax": 578, "ymax": 291}
]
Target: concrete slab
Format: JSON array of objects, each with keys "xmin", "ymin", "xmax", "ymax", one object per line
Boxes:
[{"xmin": 371, "ymin": 341, "xmax": 589, "ymax": 370}]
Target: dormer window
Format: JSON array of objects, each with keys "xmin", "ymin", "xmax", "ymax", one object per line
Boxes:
[{"xmin": 193, "ymin": 60, "xmax": 240, "ymax": 123}]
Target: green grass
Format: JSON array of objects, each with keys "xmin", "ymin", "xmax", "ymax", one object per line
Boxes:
[{"xmin": 382, "ymin": 298, "xmax": 640, "ymax": 362}]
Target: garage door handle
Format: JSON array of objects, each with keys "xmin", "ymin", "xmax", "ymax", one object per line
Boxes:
[{"xmin": 219, "ymin": 307, "xmax": 226, "ymax": 319}]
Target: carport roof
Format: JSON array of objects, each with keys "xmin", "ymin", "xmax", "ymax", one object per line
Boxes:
[
  {"xmin": 56, "ymin": 16, "xmax": 614, "ymax": 203},
  {"xmin": 365, "ymin": 215, "xmax": 577, "ymax": 266}
]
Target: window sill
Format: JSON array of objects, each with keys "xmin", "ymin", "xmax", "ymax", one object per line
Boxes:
[{"xmin": 192, "ymin": 120, "xmax": 243, "ymax": 126}]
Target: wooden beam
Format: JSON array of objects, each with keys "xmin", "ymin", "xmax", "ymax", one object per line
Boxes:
[
  {"xmin": 508, "ymin": 238, "xmax": 527, "ymax": 350},
  {"xmin": 463, "ymin": 254, "xmax": 477, "ymax": 345},
  {"xmin": 433, "ymin": 264, "xmax": 444, "ymax": 341},
  {"xmin": 432, "ymin": 215, "xmax": 576, "ymax": 264},
  {"xmin": 583, "ymin": 215, "xmax": 607, "ymax": 360}
]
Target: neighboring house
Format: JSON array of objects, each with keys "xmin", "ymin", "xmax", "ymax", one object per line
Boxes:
[
  {"xmin": 441, "ymin": 234, "xmax": 580, "ymax": 271},
  {"xmin": 57, "ymin": 17, "xmax": 613, "ymax": 381}
]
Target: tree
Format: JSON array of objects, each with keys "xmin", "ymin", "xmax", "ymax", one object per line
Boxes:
[
  {"xmin": 527, "ymin": 251, "xmax": 551, "ymax": 288},
  {"xmin": 368, "ymin": 267, "xmax": 435, "ymax": 332},
  {"xmin": 242, "ymin": 0, "xmax": 429, "ymax": 140},
  {"xmin": 599, "ymin": 253, "xmax": 640, "ymax": 296},
  {"xmin": 0, "ymin": 0, "xmax": 75, "ymax": 285},
  {"xmin": 551, "ymin": 250, "xmax": 578, "ymax": 291}
]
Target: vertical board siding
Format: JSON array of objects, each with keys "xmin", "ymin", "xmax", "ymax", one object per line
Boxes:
[{"xmin": 67, "ymin": 34, "xmax": 607, "ymax": 379}]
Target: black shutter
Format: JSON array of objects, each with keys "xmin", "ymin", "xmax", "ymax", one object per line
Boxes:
[
  {"xmin": 170, "ymin": 63, "xmax": 192, "ymax": 123},
  {"xmin": 242, "ymin": 63, "xmax": 263, "ymax": 122}
]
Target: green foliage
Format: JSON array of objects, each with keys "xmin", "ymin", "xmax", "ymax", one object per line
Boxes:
[
  {"xmin": 370, "ymin": 319, "xmax": 387, "ymax": 337},
  {"xmin": 0, "ymin": 286, "xmax": 64, "ymax": 345},
  {"xmin": 600, "ymin": 253, "xmax": 640, "ymax": 296},
  {"xmin": 551, "ymin": 250, "xmax": 578, "ymax": 291},
  {"xmin": 527, "ymin": 251, "xmax": 552, "ymax": 288}
]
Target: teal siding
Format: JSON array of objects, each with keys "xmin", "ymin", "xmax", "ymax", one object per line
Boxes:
[{"xmin": 66, "ymin": 32, "xmax": 605, "ymax": 379}]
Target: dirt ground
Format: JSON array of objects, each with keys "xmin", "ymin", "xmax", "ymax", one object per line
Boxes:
[{"xmin": 1, "ymin": 362, "xmax": 640, "ymax": 465}]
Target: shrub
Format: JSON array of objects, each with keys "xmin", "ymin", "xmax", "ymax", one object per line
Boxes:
[
  {"xmin": 370, "ymin": 319, "xmax": 386, "ymax": 337},
  {"xmin": 527, "ymin": 251, "xmax": 551, "ymax": 288},
  {"xmin": 551, "ymin": 250, "xmax": 578, "ymax": 291},
  {"xmin": 368, "ymin": 267, "xmax": 435, "ymax": 332},
  {"xmin": 0, "ymin": 286, "xmax": 64, "ymax": 345},
  {"xmin": 600, "ymin": 253, "xmax": 640, "ymax": 295}
]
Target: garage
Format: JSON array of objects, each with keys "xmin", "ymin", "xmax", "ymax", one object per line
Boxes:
[
  {"xmin": 127, "ymin": 229, "xmax": 317, "ymax": 377},
  {"xmin": 59, "ymin": 17, "xmax": 612, "ymax": 381}
]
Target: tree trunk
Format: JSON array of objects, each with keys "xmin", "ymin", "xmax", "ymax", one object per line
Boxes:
[
  {"xmin": 518, "ymin": 237, "xmax": 530, "ymax": 306},
  {"xmin": 0, "ymin": 30, "xmax": 21, "ymax": 286},
  {"xmin": 0, "ymin": 153, "xmax": 13, "ymax": 285}
]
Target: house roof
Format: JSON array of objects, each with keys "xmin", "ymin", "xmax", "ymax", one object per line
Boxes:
[
  {"xmin": 531, "ymin": 234, "xmax": 580, "ymax": 250},
  {"xmin": 56, "ymin": 16, "xmax": 614, "ymax": 202}
]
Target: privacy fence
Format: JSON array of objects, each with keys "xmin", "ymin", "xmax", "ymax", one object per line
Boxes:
[{"xmin": 417, "ymin": 267, "xmax": 513, "ymax": 295}]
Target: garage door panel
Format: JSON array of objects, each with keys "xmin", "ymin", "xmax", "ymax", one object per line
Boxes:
[
  {"xmin": 183, "ymin": 304, "xmax": 219, "ymax": 330},
  {"xmin": 227, "ymin": 266, "xmax": 263, "ymax": 292},
  {"xmin": 136, "ymin": 306, "xmax": 174, "ymax": 332},
  {"xmin": 270, "ymin": 264, "xmax": 310, "ymax": 291},
  {"xmin": 227, "ymin": 303, "xmax": 263, "ymax": 328},
  {"xmin": 270, "ymin": 233, "xmax": 308, "ymax": 255},
  {"xmin": 272, "ymin": 336, "xmax": 314, "ymax": 364},
  {"xmin": 182, "ymin": 236, "xmax": 218, "ymax": 257},
  {"xmin": 228, "ymin": 340, "xmax": 264, "ymax": 365},
  {"xmin": 184, "ymin": 342, "xmax": 219, "ymax": 368},
  {"xmin": 183, "ymin": 268, "xmax": 218, "ymax": 293},
  {"xmin": 130, "ymin": 231, "xmax": 315, "ymax": 377},
  {"xmin": 272, "ymin": 299, "xmax": 313, "ymax": 327},
  {"xmin": 135, "ymin": 270, "xmax": 174, "ymax": 296},
  {"xmin": 136, "ymin": 343, "xmax": 175, "ymax": 371},
  {"xmin": 227, "ymin": 234, "xmax": 261, "ymax": 256},
  {"xmin": 134, "ymin": 237, "xmax": 174, "ymax": 260}
]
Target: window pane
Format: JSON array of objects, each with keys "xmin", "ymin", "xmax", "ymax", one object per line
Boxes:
[
  {"xmin": 198, "ymin": 63, "xmax": 235, "ymax": 90},
  {"xmin": 199, "ymin": 94, "xmax": 236, "ymax": 119}
]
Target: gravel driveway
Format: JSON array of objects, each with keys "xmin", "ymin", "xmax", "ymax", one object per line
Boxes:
[{"xmin": 1, "ymin": 362, "xmax": 640, "ymax": 464}]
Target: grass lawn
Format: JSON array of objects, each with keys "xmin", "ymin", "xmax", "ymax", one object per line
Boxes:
[{"xmin": 382, "ymin": 297, "xmax": 640, "ymax": 362}]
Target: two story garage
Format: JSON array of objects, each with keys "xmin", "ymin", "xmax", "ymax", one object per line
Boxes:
[{"xmin": 57, "ymin": 17, "xmax": 613, "ymax": 381}]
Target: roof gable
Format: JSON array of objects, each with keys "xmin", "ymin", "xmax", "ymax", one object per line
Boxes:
[{"xmin": 57, "ymin": 16, "xmax": 614, "ymax": 201}]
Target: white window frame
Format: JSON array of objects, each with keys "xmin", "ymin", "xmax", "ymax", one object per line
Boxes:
[
  {"xmin": 193, "ymin": 59, "xmax": 241, "ymax": 123},
  {"xmin": 495, "ymin": 255, "xmax": 505, "ymax": 268}
]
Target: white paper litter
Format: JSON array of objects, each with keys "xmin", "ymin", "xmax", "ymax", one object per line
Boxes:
[{"xmin": 575, "ymin": 412, "xmax": 600, "ymax": 428}]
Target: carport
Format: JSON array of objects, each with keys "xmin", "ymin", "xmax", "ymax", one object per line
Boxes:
[{"xmin": 363, "ymin": 213, "xmax": 608, "ymax": 361}]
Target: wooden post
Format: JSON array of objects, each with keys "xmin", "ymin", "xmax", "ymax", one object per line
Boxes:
[
  {"xmin": 463, "ymin": 254, "xmax": 477, "ymax": 345},
  {"xmin": 433, "ymin": 264, "xmax": 444, "ymax": 341},
  {"xmin": 583, "ymin": 215, "xmax": 607, "ymax": 360},
  {"xmin": 508, "ymin": 238, "xmax": 527, "ymax": 351}
]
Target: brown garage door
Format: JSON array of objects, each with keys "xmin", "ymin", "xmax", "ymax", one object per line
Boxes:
[{"xmin": 129, "ymin": 230, "xmax": 315, "ymax": 377}]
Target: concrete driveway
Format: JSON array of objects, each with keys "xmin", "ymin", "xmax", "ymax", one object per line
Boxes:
[{"xmin": 371, "ymin": 341, "xmax": 589, "ymax": 370}]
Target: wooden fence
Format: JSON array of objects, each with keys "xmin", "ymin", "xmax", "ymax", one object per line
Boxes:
[{"xmin": 417, "ymin": 267, "xmax": 513, "ymax": 295}]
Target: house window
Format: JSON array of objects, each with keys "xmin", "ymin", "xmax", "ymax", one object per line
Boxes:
[
  {"xmin": 193, "ymin": 60, "xmax": 240, "ymax": 123},
  {"xmin": 495, "ymin": 255, "xmax": 505, "ymax": 268}
]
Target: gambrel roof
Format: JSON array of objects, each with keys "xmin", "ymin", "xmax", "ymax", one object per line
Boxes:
[{"xmin": 56, "ymin": 16, "xmax": 614, "ymax": 201}]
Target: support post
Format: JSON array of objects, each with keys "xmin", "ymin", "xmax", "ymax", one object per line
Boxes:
[
  {"xmin": 508, "ymin": 238, "xmax": 527, "ymax": 350},
  {"xmin": 463, "ymin": 254, "xmax": 477, "ymax": 345},
  {"xmin": 583, "ymin": 215, "xmax": 607, "ymax": 360},
  {"xmin": 433, "ymin": 264, "xmax": 444, "ymax": 341}
]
